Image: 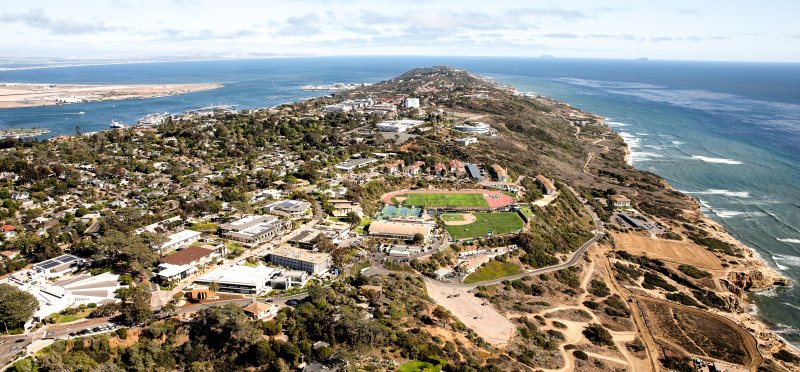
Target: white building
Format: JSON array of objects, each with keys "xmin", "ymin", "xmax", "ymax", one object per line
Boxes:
[
  {"xmin": 194, "ymin": 265, "xmax": 280, "ymax": 295},
  {"xmin": 336, "ymin": 158, "xmax": 378, "ymax": 172},
  {"xmin": 376, "ymin": 119, "xmax": 424, "ymax": 133},
  {"xmin": 266, "ymin": 200, "xmax": 312, "ymax": 218},
  {"xmin": 456, "ymin": 137, "xmax": 478, "ymax": 146},
  {"xmin": 160, "ymin": 230, "xmax": 202, "ymax": 252},
  {"xmin": 30, "ymin": 255, "xmax": 86, "ymax": 279},
  {"xmin": 268, "ymin": 245, "xmax": 332, "ymax": 275},
  {"xmin": 403, "ymin": 97, "xmax": 420, "ymax": 109},
  {"xmin": 220, "ymin": 215, "xmax": 290, "ymax": 247},
  {"xmin": 453, "ymin": 122, "xmax": 491, "ymax": 134}
]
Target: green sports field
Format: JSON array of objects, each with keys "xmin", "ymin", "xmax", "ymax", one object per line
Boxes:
[
  {"xmin": 444, "ymin": 212, "xmax": 525, "ymax": 240},
  {"xmin": 398, "ymin": 193, "xmax": 488, "ymax": 207}
]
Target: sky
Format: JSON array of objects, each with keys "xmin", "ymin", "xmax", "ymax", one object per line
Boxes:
[{"xmin": 0, "ymin": 0, "xmax": 798, "ymax": 62}]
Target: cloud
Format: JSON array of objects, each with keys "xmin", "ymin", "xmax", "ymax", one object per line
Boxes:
[
  {"xmin": 159, "ymin": 28, "xmax": 258, "ymax": 41},
  {"xmin": 542, "ymin": 32, "xmax": 579, "ymax": 39},
  {"xmin": 0, "ymin": 8, "xmax": 117, "ymax": 34},
  {"xmin": 676, "ymin": 8, "xmax": 698, "ymax": 15},
  {"xmin": 274, "ymin": 13, "xmax": 322, "ymax": 37},
  {"xmin": 542, "ymin": 33, "xmax": 636, "ymax": 41},
  {"xmin": 512, "ymin": 7, "xmax": 589, "ymax": 21}
]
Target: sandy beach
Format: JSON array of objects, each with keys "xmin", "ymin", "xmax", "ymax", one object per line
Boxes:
[{"xmin": 0, "ymin": 82, "xmax": 223, "ymax": 109}]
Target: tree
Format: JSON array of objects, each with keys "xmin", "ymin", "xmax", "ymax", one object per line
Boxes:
[
  {"xmin": 0, "ymin": 284, "xmax": 37, "ymax": 332},
  {"xmin": 343, "ymin": 211, "xmax": 361, "ymax": 225},
  {"xmin": 115, "ymin": 285, "xmax": 153, "ymax": 326},
  {"xmin": 411, "ymin": 233, "xmax": 425, "ymax": 245}
]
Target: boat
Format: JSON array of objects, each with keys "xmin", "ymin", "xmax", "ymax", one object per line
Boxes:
[
  {"xmin": 137, "ymin": 112, "xmax": 170, "ymax": 127},
  {"xmin": 78, "ymin": 111, "xmax": 85, "ymax": 115},
  {"xmin": 110, "ymin": 119, "xmax": 126, "ymax": 129}
]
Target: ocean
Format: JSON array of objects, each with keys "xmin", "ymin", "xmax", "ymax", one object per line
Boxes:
[{"xmin": 2, "ymin": 56, "xmax": 799, "ymax": 345}]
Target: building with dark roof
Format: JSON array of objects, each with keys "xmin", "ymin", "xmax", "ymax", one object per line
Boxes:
[{"xmin": 465, "ymin": 163, "xmax": 483, "ymax": 180}]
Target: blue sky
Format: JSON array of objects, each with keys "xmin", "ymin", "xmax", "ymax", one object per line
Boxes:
[{"xmin": 1, "ymin": 0, "xmax": 798, "ymax": 62}]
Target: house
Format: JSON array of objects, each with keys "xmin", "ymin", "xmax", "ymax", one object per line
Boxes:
[
  {"xmin": 384, "ymin": 159, "xmax": 404, "ymax": 175},
  {"xmin": 368, "ymin": 220, "xmax": 433, "ymax": 242},
  {"xmin": 243, "ymin": 301, "xmax": 279, "ymax": 321},
  {"xmin": 268, "ymin": 245, "xmax": 332, "ymax": 275},
  {"xmin": 1, "ymin": 224, "xmax": 17, "ymax": 238},
  {"xmin": 490, "ymin": 164, "xmax": 509, "ymax": 182},
  {"xmin": 610, "ymin": 194, "xmax": 631, "ymax": 209},
  {"xmin": 328, "ymin": 199, "xmax": 363, "ymax": 218},
  {"xmin": 194, "ymin": 265, "xmax": 281, "ymax": 295},
  {"xmin": 265, "ymin": 199, "xmax": 312, "ymax": 218},
  {"xmin": 535, "ymin": 175, "xmax": 556, "ymax": 195},
  {"xmin": 160, "ymin": 230, "xmax": 202, "ymax": 252},
  {"xmin": 433, "ymin": 163, "xmax": 447, "ymax": 177},
  {"xmin": 221, "ymin": 215, "xmax": 290, "ymax": 247},
  {"xmin": 406, "ymin": 161, "xmax": 425, "ymax": 176},
  {"xmin": 449, "ymin": 160, "xmax": 465, "ymax": 178}
]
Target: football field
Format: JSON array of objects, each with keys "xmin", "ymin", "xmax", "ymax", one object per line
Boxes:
[{"xmin": 399, "ymin": 193, "xmax": 488, "ymax": 207}]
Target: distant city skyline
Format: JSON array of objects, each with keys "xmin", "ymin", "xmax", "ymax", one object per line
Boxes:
[{"xmin": 1, "ymin": 0, "xmax": 798, "ymax": 62}]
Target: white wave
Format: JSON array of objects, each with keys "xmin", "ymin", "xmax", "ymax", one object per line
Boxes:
[
  {"xmin": 715, "ymin": 210, "xmax": 746, "ymax": 218},
  {"xmin": 777, "ymin": 238, "xmax": 800, "ymax": 244},
  {"xmin": 606, "ymin": 120, "xmax": 627, "ymax": 127},
  {"xmin": 671, "ymin": 141, "xmax": 685, "ymax": 145},
  {"xmin": 685, "ymin": 189, "xmax": 750, "ymax": 198},
  {"xmin": 690, "ymin": 155, "xmax": 743, "ymax": 165},
  {"xmin": 772, "ymin": 254, "xmax": 800, "ymax": 268}
]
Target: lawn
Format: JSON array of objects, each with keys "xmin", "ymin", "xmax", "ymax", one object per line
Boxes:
[
  {"xmin": 444, "ymin": 212, "xmax": 524, "ymax": 240},
  {"xmin": 51, "ymin": 309, "xmax": 93, "ymax": 324},
  {"xmin": 464, "ymin": 261, "xmax": 523, "ymax": 284},
  {"xmin": 397, "ymin": 360, "xmax": 443, "ymax": 372},
  {"xmin": 399, "ymin": 193, "xmax": 488, "ymax": 207}
]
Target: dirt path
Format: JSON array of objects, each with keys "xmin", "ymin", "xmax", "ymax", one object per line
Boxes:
[
  {"xmin": 602, "ymin": 253, "xmax": 661, "ymax": 372},
  {"xmin": 583, "ymin": 152, "xmax": 595, "ymax": 174}
]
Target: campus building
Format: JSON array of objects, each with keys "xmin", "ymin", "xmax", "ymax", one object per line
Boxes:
[
  {"xmin": 368, "ymin": 220, "xmax": 433, "ymax": 242},
  {"xmin": 265, "ymin": 199, "xmax": 312, "ymax": 218},
  {"xmin": 220, "ymin": 215, "xmax": 290, "ymax": 247},
  {"xmin": 268, "ymin": 245, "xmax": 332, "ymax": 275},
  {"xmin": 160, "ymin": 229, "xmax": 202, "ymax": 252},
  {"xmin": 31, "ymin": 254, "xmax": 86, "ymax": 279},
  {"xmin": 453, "ymin": 122, "xmax": 491, "ymax": 134},
  {"xmin": 194, "ymin": 265, "xmax": 280, "ymax": 295}
]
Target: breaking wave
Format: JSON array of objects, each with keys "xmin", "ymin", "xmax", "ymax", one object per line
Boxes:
[
  {"xmin": 690, "ymin": 155, "xmax": 743, "ymax": 165},
  {"xmin": 777, "ymin": 238, "xmax": 800, "ymax": 244}
]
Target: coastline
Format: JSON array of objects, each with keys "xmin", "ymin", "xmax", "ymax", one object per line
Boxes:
[
  {"xmin": 0, "ymin": 82, "xmax": 223, "ymax": 109},
  {"xmin": 611, "ymin": 122, "xmax": 797, "ymax": 354}
]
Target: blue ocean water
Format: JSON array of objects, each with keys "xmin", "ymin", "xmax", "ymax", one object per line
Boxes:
[{"xmin": 1, "ymin": 57, "xmax": 799, "ymax": 345}]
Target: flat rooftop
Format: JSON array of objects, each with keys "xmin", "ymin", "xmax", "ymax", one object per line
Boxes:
[
  {"xmin": 270, "ymin": 245, "xmax": 331, "ymax": 264},
  {"xmin": 195, "ymin": 265, "xmax": 279, "ymax": 286}
]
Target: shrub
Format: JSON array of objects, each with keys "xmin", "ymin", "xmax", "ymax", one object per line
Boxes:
[
  {"xmin": 583, "ymin": 324, "xmax": 613, "ymax": 346},
  {"xmin": 115, "ymin": 328, "xmax": 128, "ymax": 340},
  {"xmin": 588, "ymin": 280, "xmax": 610, "ymax": 297},
  {"xmin": 573, "ymin": 350, "xmax": 588, "ymax": 360},
  {"xmin": 678, "ymin": 265, "xmax": 711, "ymax": 279},
  {"xmin": 773, "ymin": 349, "xmax": 800, "ymax": 364}
]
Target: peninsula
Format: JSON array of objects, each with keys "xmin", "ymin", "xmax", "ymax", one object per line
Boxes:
[
  {"xmin": 0, "ymin": 66, "xmax": 796, "ymax": 372},
  {"xmin": 0, "ymin": 82, "xmax": 223, "ymax": 109}
]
